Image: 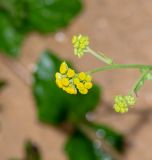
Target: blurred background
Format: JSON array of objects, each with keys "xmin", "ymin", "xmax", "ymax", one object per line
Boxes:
[{"xmin": 0, "ymin": 0, "xmax": 152, "ymax": 160}]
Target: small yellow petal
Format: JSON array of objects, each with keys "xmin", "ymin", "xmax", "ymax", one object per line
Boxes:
[
  {"xmin": 56, "ymin": 79, "xmax": 63, "ymax": 88},
  {"xmin": 60, "ymin": 62, "xmax": 68, "ymax": 74},
  {"xmin": 67, "ymin": 69, "xmax": 75, "ymax": 78},
  {"xmin": 61, "ymin": 78, "xmax": 69, "ymax": 86},
  {"xmin": 78, "ymin": 72, "xmax": 86, "ymax": 81},
  {"xmin": 79, "ymin": 88, "xmax": 88, "ymax": 94},
  {"xmin": 65, "ymin": 86, "xmax": 77, "ymax": 94},
  {"xmin": 76, "ymin": 82, "xmax": 84, "ymax": 90},
  {"xmin": 84, "ymin": 82, "xmax": 93, "ymax": 89},
  {"xmin": 72, "ymin": 36, "xmax": 77, "ymax": 44},
  {"xmin": 73, "ymin": 77, "xmax": 80, "ymax": 85},
  {"xmin": 85, "ymin": 75, "xmax": 92, "ymax": 82},
  {"xmin": 55, "ymin": 72, "xmax": 61, "ymax": 79}
]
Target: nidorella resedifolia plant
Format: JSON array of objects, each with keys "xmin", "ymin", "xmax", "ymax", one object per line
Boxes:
[{"xmin": 55, "ymin": 34, "xmax": 152, "ymax": 113}]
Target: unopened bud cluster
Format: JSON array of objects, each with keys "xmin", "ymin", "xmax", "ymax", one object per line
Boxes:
[
  {"xmin": 72, "ymin": 34, "xmax": 89, "ymax": 58},
  {"xmin": 54, "ymin": 34, "xmax": 143, "ymax": 113},
  {"xmin": 114, "ymin": 95, "xmax": 136, "ymax": 113}
]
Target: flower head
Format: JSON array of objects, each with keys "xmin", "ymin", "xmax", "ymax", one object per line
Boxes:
[
  {"xmin": 125, "ymin": 95, "xmax": 136, "ymax": 105},
  {"xmin": 114, "ymin": 95, "xmax": 136, "ymax": 113},
  {"xmin": 72, "ymin": 35, "xmax": 89, "ymax": 58},
  {"xmin": 55, "ymin": 62, "xmax": 93, "ymax": 95}
]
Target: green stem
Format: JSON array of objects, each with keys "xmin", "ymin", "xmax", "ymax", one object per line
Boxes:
[
  {"xmin": 129, "ymin": 69, "xmax": 150, "ymax": 95},
  {"xmin": 88, "ymin": 64, "xmax": 152, "ymax": 74},
  {"xmin": 87, "ymin": 47, "xmax": 113, "ymax": 65}
]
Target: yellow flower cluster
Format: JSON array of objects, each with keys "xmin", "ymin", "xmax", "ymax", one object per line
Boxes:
[
  {"xmin": 114, "ymin": 95, "xmax": 136, "ymax": 113},
  {"xmin": 72, "ymin": 35, "xmax": 89, "ymax": 58},
  {"xmin": 55, "ymin": 62, "xmax": 93, "ymax": 95}
]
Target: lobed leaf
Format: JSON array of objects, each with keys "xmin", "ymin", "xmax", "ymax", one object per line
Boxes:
[
  {"xmin": 32, "ymin": 51, "xmax": 101, "ymax": 125},
  {"xmin": 65, "ymin": 131, "xmax": 113, "ymax": 160},
  {"xmin": 0, "ymin": 0, "xmax": 82, "ymax": 56}
]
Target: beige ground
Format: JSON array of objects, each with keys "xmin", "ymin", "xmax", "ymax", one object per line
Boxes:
[{"xmin": 0, "ymin": 0, "xmax": 152, "ymax": 159}]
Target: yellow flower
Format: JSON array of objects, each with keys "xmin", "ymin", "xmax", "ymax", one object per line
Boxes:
[
  {"xmin": 72, "ymin": 36, "xmax": 77, "ymax": 44},
  {"xmin": 73, "ymin": 77, "xmax": 80, "ymax": 85},
  {"xmin": 64, "ymin": 86, "xmax": 77, "ymax": 94},
  {"xmin": 60, "ymin": 62, "xmax": 68, "ymax": 74},
  {"xmin": 79, "ymin": 88, "xmax": 88, "ymax": 94},
  {"xmin": 78, "ymin": 72, "xmax": 86, "ymax": 81},
  {"xmin": 76, "ymin": 82, "xmax": 84, "ymax": 90},
  {"xmin": 114, "ymin": 103, "xmax": 128, "ymax": 113},
  {"xmin": 72, "ymin": 35, "xmax": 89, "ymax": 58},
  {"xmin": 67, "ymin": 69, "xmax": 75, "ymax": 78},
  {"xmin": 85, "ymin": 75, "xmax": 92, "ymax": 82},
  {"xmin": 55, "ymin": 72, "xmax": 61, "ymax": 79},
  {"xmin": 61, "ymin": 78, "xmax": 69, "ymax": 86},
  {"xmin": 55, "ymin": 62, "xmax": 93, "ymax": 95},
  {"xmin": 56, "ymin": 79, "xmax": 63, "ymax": 88},
  {"xmin": 84, "ymin": 82, "xmax": 93, "ymax": 89},
  {"xmin": 125, "ymin": 95, "xmax": 136, "ymax": 106},
  {"xmin": 114, "ymin": 95, "xmax": 136, "ymax": 113},
  {"xmin": 114, "ymin": 96, "xmax": 128, "ymax": 113}
]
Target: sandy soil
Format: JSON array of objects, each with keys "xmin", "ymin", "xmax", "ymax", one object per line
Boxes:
[{"xmin": 0, "ymin": 0, "xmax": 152, "ymax": 159}]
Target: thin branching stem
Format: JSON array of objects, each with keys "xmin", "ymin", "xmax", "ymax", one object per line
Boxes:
[{"xmin": 88, "ymin": 64, "xmax": 152, "ymax": 74}]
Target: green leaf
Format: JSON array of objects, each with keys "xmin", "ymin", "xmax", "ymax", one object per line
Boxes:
[
  {"xmin": 66, "ymin": 85, "xmax": 100, "ymax": 122},
  {"xmin": 86, "ymin": 123, "xmax": 125, "ymax": 152},
  {"xmin": 33, "ymin": 51, "xmax": 68, "ymax": 125},
  {"xmin": 65, "ymin": 131, "xmax": 113, "ymax": 160},
  {"xmin": 0, "ymin": 0, "xmax": 34, "ymax": 32},
  {"xmin": 0, "ymin": 12, "xmax": 24, "ymax": 57},
  {"xmin": 33, "ymin": 51, "xmax": 101, "ymax": 125},
  {"xmin": 27, "ymin": 0, "xmax": 82, "ymax": 33},
  {"xmin": 0, "ymin": 0, "xmax": 82, "ymax": 56}
]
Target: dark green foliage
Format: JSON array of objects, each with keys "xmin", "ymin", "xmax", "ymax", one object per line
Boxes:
[
  {"xmin": 0, "ymin": 13, "xmax": 24, "ymax": 56},
  {"xmin": 27, "ymin": 0, "xmax": 82, "ymax": 33},
  {"xmin": 33, "ymin": 51, "xmax": 101, "ymax": 125},
  {"xmin": 65, "ymin": 131, "xmax": 113, "ymax": 160},
  {"xmin": 32, "ymin": 51, "xmax": 125, "ymax": 159},
  {"xmin": 65, "ymin": 131, "xmax": 98, "ymax": 160},
  {"xmin": 0, "ymin": 0, "xmax": 82, "ymax": 56}
]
